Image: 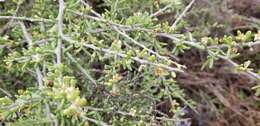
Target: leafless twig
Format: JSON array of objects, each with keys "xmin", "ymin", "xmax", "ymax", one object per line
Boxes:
[
  {"xmin": 56, "ymin": 0, "xmax": 65, "ymax": 66},
  {"xmin": 80, "ymin": 0, "xmax": 102, "ymax": 18},
  {"xmin": 0, "ymin": 87, "xmax": 13, "ymax": 98},
  {"xmin": 0, "ymin": 4, "xmax": 20, "ymax": 35},
  {"xmin": 0, "ymin": 16, "xmax": 54, "ymax": 22},
  {"xmin": 19, "ymin": 22, "xmax": 33, "ymax": 46},
  {"xmin": 171, "ymin": 0, "xmax": 196, "ymax": 29},
  {"xmin": 66, "ymin": 52, "xmax": 97, "ymax": 86},
  {"xmin": 79, "ymin": 112, "xmax": 111, "ymax": 126},
  {"xmin": 55, "ymin": 0, "xmax": 65, "ymax": 86},
  {"xmin": 84, "ymin": 106, "xmax": 190, "ymax": 122},
  {"xmin": 150, "ymin": 4, "xmax": 173, "ymax": 17}
]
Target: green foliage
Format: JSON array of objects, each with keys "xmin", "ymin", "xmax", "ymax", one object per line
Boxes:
[{"xmin": 0, "ymin": 0, "xmax": 259, "ymax": 125}]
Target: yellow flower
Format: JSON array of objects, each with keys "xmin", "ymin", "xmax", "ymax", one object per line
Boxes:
[
  {"xmin": 130, "ymin": 108, "xmax": 137, "ymax": 116},
  {"xmin": 154, "ymin": 67, "xmax": 168, "ymax": 76},
  {"xmin": 170, "ymin": 100, "xmax": 180, "ymax": 113},
  {"xmin": 75, "ymin": 97, "xmax": 87, "ymax": 107},
  {"xmin": 112, "ymin": 74, "xmax": 122, "ymax": 82},
  {"xmin": 154, "ymin": 67, "xmax": 163, "ymax": 76},
  {"xmin": 201, "ymin": 37, "xmax": 209, "ymax": 44},
  {"xmin": 63, "ymin": 105, "xmax": 78, "ymax": 116},
  {"xmin": 111, "ymin": 84, "xmax": 120, "ymax": 96}
]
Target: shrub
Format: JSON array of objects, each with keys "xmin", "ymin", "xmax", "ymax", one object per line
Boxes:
[{"xmin": 0, "ymin": 0, "xmax": 259, "ymax": 125}]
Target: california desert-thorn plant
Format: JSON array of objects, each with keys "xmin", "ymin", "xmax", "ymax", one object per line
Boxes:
[{"xmin": 0, "ymin": 0, "xmax": 260, "ymax": 125}]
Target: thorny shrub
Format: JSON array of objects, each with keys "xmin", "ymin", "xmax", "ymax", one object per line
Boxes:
[{"xmin": 0, "ymin": 0, "xmax": 259, "ymax": 125}]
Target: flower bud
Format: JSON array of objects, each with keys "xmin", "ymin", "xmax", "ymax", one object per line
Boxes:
[
  {"xmin": 148, "ymin": 55, "xmax": 156, "ymax": 62},
  {"xmin": 75, "ymin": 98, "xmax": 87, "ymax": 107},
  {"xmin": 66, "ymin": 87, "xmax": 80, "ymax": 101},
  {"xmin": 63, "ymin": 105, "xmax": 78, "ymax": 116}
]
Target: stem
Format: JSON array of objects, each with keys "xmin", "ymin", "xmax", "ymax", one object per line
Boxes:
[{"xmin": 171, "ymin": 0, "xmax": 196, "ymax": 29}]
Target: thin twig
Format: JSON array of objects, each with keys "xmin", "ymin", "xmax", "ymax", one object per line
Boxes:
[
  {"xmin": 157, "ymin": 33, "xmax": 260, "ymax": 80},
  {"xmin": 56, "ymin": 0, "xmax": 65, "ymax": 66},
  {"xmin": 80, "ymin": 0, "xmax": 102, "ymax": 18},
  {"xmin": 216, "ymin": 54, "xmax": 260, "ymax": 80},
  {"xmin": 36, "ymin": 67, "xmax": 58, "ymax": 126},
  {"xmin": 84, "ymin": 106, "xmax": 190, "ymax": 122},
  {"xmin": 62, "ymin": 36, "xmax": 183, "ymax": 72},
  {"xmin": 19, "ymin": 22, "xmax": 33, "ymax": 46},
  {"xmin": 0, "ymin": 4, "xmax": 20, "ymax": 35},
  {"xmin": 68, "ymin": 10, "xmax": 180, "ymax": 61},
  {"xmin": 150, "ymin": 4, "xmax": 172, "ymax": 17},
  {"xmin": 55, "ymin": 0, "xmax": 65, "ymax": 86},
  {"xmin": 208, "ymin": 41, "xmax": 260, "ymax": 49},
  {"xmin": 35, "ymin": 67, "xmax": 44, "ymax": 88},
  {"xmin": 0, "ymin": 16, "xmax": 54, "ymax": 22},
  {"xmin": 156, "ymin": 33, "xmax": 205, "ymax": 49},
  {"xmin": 67, "ymin": 8, "xmax": 258, "ymax": 51},
  {"xmin": 34, "ymin": 38, "xmax": 54, "ymax": 45},
  {"xmin": 112, "ymin": 26, "xmax": 182, "ymax": 67},
  {"xmin": 66, "ymin": 52, "xmax": 97, "ymax": 86},
  {"xmin": 171, "ymin": 0, "xmax": 196, "ymax": 29},
  {"xmin": 67, "ymin": 8, "xmax": 259, "ymax": 57},
  {"xmin": 79, "ymin": 112, "xmax": 111, "ymax": 126},
  {"xmin": 0, "ymin": 87, "xmax": 13, "ymax": 98},
  {"xmin": 19, "ymin": 16, "xmax": 58, "ymax": 126},
  {"xmin": 68, "ymin": 10, "xmax": 130, "ymax": 28}
]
